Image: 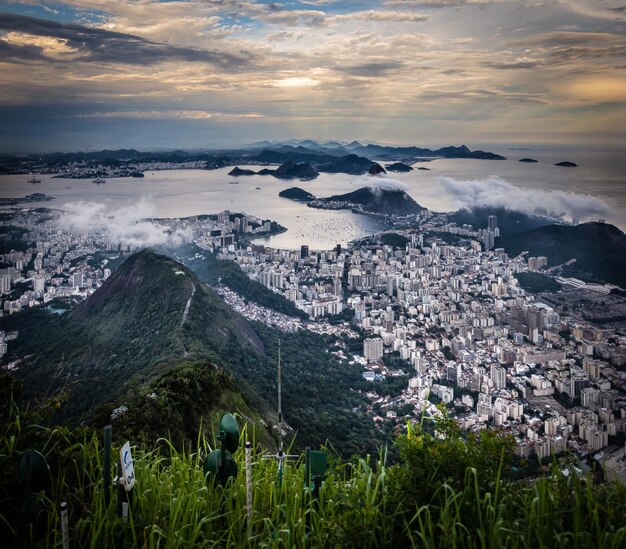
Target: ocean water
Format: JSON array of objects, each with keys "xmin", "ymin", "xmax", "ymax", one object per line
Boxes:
[{"xmin": 0, "ymin": 144, "xmax": 623, "ymax": 250}]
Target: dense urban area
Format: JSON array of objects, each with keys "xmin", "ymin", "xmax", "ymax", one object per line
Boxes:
[{"xmin": 1, "ymin": 203, "xmax": 625, "ymax": 482}]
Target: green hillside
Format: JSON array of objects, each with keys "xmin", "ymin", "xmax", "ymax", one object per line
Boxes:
[
  {"xmin": 161, "ymin": 243, "xmax": 308, "ymax": 319},
  {"xmin": 514, "ymin": 272, "xmax": 563, "ymax": 293},
  {"xmin": 91, "ymin": 360, "xmax": 277, "ymax": 451},
  {"xmin": 0, "ymin": 250, "xmax": 265, "ymax": 422},
  {"xmin": 0, "ymin": 250, "xmax": 381, "ymax": 457},
  {"xmin": 318, "ymin": 187, "xmax": 423, "ymax": 215},
  {"xmin": 497, "ymin": 222, "xmax": 626, "ymax": 287},
  {"xmin": 449, "ymin": 207, "xmax": 553, "ymax": 236}
]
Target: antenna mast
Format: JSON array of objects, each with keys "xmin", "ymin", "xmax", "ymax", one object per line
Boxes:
[
  {"xmin": 263, "ymin": 337, "xmax": 296, "ymax": 486},
  {"xmin": 278, "ymin": 338, "xmax": 283, "ymax": 453}
]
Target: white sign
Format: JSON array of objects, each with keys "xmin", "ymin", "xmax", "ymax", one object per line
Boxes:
[{"xmin": 120, "ymin": 441, "xmax": 136, "ymax": 491}]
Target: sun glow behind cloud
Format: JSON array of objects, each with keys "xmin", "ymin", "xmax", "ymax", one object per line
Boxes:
[{"xmin": 274, "ymin": 77, "xmax": 321, "ymax": 88}]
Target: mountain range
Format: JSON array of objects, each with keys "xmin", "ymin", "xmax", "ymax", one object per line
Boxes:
[
  {"xmin": 244, "ymin": 140, "xmax": 505, "ymax": 161},
  {"xmin": 0, "ymin": 140, "xmax": 505, "ymax": 176}
]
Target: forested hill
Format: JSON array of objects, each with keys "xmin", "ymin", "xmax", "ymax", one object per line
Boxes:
[
  {"xmin": 0, "ymin": 249, "xmax": 384, "ymax": 457},
  {"xmin": 449, "ymin": 206, "xmax": 554, "ymax": 236},
  {"xmin": 313, "ymin": 187, "xmax": 423, "ymax": 215},
  {"xmin": 0, "ymin": 250, "xmax": 265, "ymax": 422},
  {"xmin": 497, "ymin": 222, "xmax": 626, "ymax": 287}
]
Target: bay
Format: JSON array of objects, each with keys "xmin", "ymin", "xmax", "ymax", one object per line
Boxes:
[{"xmin": 0, "ymin": 144, "xmax": 623, "ymax": 250}]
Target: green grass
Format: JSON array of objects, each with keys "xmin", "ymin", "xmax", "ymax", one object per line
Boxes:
[{"xmin": 2, "ymin": 387, "xmax": 626, "ymax": 548}]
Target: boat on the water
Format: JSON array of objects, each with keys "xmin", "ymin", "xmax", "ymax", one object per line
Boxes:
[
  {"xmin": 28, "ymin": 176, "xmax": 42, "ymax": 184},
  {"xmin": 92, "ymin": 177, "xmax": 106, "ymax": 184}
]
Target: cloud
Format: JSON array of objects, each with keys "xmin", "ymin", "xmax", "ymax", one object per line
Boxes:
[
  {"xmin": 415, "ymin": 88, "xmax": 548, "ymax": 105},
  {"xmin": 333, "ymin": 61, "xmax": 405, "ymax": 77},
  {"xmin": 484, "ymin": 60, "xmax": 540, "ymax": 70},
  {"xmin": 383, "ymin": 0, "xmax": 503, "ymax": 6},
  {"xmin": 558, "ymin": 76, "xmax": 626, "ymax": 103},
  {"xmin": 352, "ymin": 174, "xmax": 409, "ymax": 192},
  {"xmin": 563, "ymin": 0, "xmax": 626, "ymax": 21},
  {"xmin": 262, "ymin": 8, "xmax": 327, "ymax": 26},
  {"xmin": 0, "ymin": 36, "xmax": 47, "ymax": 62},
  {"xmin": 274, "ymin": 77, "xmax": 321, "ymax": 87},
  {"xmin": 60, "ymin": 199, "xmax": 192, "ymax": 247},
  {"xmin": 73, "ymin": 110, "xmax": 265, "ymax": 120},
  {"xmin": 439, "ymin": 176, "xmax": 612, "ymax": 221},
  {"xmin": 265, "ymin": 30, "xmax": 295, "ymax": 42},
  {"xmin": 260, "ymin": 7, "xmax": 428, "ymax": 26},
  {"xmin": 0, "ymin": 12, "xmax": 253, "ymax": 67},
  {"xmin": 330, "ymin": 10, "xmax": 429, "ymax": 23},
  {"xmin": 510, "ymin": 31, "xmax": 624, "ymax": 48}
]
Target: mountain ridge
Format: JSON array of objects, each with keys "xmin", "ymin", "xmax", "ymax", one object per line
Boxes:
[
  {"xmin": 497, "ymin": 222, "xmax": 626, "ymax": 287},
  {"xmin": 0, "ymin": 249, "xmax": 266, "ymax": 421}
]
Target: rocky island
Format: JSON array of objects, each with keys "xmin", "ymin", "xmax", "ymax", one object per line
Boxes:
[
  {"xmin": 309, "ymin": 186, "xmax": 423, "ymax": 216},
  {"xmin": 228, "ymin": 167, "xmax": 256, "ymax": 176},
  {"xmin": 0, "ymin": 193, "xmax": 54, "ymax": 206},
  {"xmin": 278, "ymin": 187, "xmax": 317, "ymax": 201},
  {"xmin": 385, "ymin": 162, "xmax": 413, "ymax": 172},
  {"xmin": 229, "ymin": 162, "xmax": 319, "ymax": 179},
  {"xmin": 368, "ymin": 163, "xmax": 387, "ymax": 175},
  {"xmin": 555, "ymin": 161, "xmax": 578, "ymax": 167},
  {"xmin": 273, "ymin": 161, "xmax": 319, "ymax": 180},
  {"xmin": 519, "ymin": 158, "xmax": 538, "ymax": 163},
  {"xmin": 316, "ymin": 154, "xmax": 382, "ymax": 175}
]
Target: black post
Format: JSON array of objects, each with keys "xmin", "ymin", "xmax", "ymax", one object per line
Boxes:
[
  {"xmin": 103, "ymin": 425, "xmax": 112, "ymax": 507},
  {"xmin": 305, "ymin": 447, "xmax": 311, "ymax": 533}
]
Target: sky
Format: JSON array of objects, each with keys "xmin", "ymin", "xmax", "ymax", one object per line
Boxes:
[{"xmin": 0, "ymin": 0, "xmax": 625, "ymax": 152}]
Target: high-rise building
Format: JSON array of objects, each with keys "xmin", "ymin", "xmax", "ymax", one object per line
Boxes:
[
  {"xmin": 364, "ymin": 337, "xmax": 384, "ymax": 363},
  {"xmin": 217, "ymin": 210, "xmax": 231, "ymax": 224},
  {"xmin": 488, "ymin": 215, "xmax": 498, "ymax": 231},
  {"xmin": 483, "ymin": 230, "xmax": 495, "ymax": 250},
  {"xmin": 71, "ymin": 272, "xmax": 84, "ymax": 288},
  {"xmin": 333, "ymin": 278, "xmax": 342, "ymax": 297},
  {"xmin": 300, "ymin": 245, "xmax": 309, "ymax": 259},
  {"xmin": 570, "ymin": 368, "xmax": 590, "ymax": 398},
  {"xmin": 490, "ymin": 365, "xmax": 506, "ymax": 389},
  {"xmin": 0, "ymin": 275, "xmax": 10, "ymax": 295},
  {"xmin": 33, "ymin": 277, "xmax": 45, "ymax": 293}
]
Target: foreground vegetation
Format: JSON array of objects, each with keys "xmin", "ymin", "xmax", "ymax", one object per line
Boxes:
[{"xmin": 2, "ymin": 378, "xmax": 625, "ymax": 548}]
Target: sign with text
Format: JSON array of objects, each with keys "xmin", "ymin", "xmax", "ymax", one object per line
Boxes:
[{"xmin": 120, "ymin": 441, "xmax": 136, "ymax": 491}]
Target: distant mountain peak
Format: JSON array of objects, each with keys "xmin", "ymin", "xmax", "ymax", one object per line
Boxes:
[{"xmin": 346, "ymin": 140, "xmax": 363, "ymax": 149}]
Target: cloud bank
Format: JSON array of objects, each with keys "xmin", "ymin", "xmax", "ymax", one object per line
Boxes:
[
  {"xmin": 0, "ymin": 12, "xmax": 252, "ymax": 67},
  {"xmin": 351, "ymin": 174, "xmax": 409, "ymax": 192},
  {"xmin": 60, "ymin": 199, "xmax": 192, "ymax": 247},
  {"xmin": 439, "ymin": 176, "xmax": 612, "ymax": 221}
]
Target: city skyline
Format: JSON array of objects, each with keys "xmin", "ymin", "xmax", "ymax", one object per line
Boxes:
[{"xmin": 1, "ymin": 0, "xmax": 625, "ymax": 152}]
